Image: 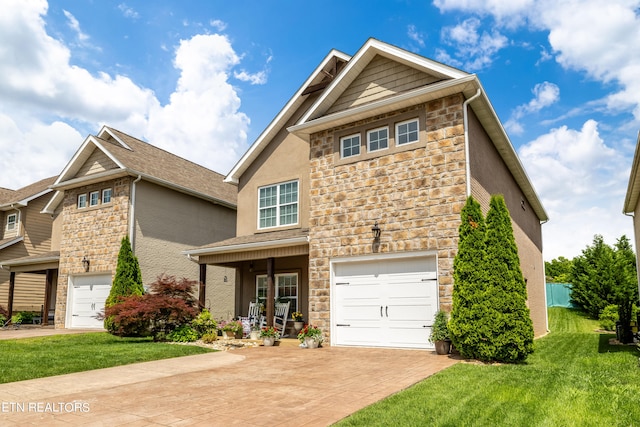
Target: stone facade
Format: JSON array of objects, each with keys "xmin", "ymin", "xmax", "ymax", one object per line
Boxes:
[
  {"xmin": 308, "ymin": 94, "xmax": 467, "ymax": 343},
  {"xmin": 55, "ymin": 177, "xmax": 131, "ymax": 327}
]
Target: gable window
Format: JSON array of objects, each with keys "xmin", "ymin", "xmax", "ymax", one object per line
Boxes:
[
  {"xmin": 6, "ymin": 213, "xmax": 17, "ymax": 231},
  {"xmin": 368, "ymin": 127, "xmax": 389, "ymax": 152},
  {"xmin": 256, "ymin": 273, "xmax": 298, "ymax": 315},
  {"xmin": 259, "ymin": 180, "xmax": 298, "ymax": 229},
  {"xmin": 340, "ymin": 134, "xmax": 361, "ymax": 158},
  {"xmin": 90, "ymin": 191, "xmax": 100, "ymax": 207},
  {"xmin": 396, "ymin": 119, "xmax": 419, "ymax": 145},
  {"xmin": 102, "ymin": 188, "xmax": 112, "ymax": 204},
  {"xmin": 78, "ymin": 194, "xmax": 87, "ymax": 209}
]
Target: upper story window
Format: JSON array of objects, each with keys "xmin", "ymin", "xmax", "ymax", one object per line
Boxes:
[
  {"xmin": 368, "ymin": 127, "xmax": 389, "ymax": 152},
  {"xmin": 6, "ymin": 213, "xmax": 17, "ymax": 231},
  {"xmin": 89, "ymin": 191, "xmax": 100, "ymax": 207},
  {"xmin": 259, "ymin": 180, "xmax": 298, "ymax": 229},
  {"xmin": 102, "ymin": 188, "xmax": 112, "ymax": 204},
  {"xmin": 340, "ymin": 134, "xmax": 361, "ymax": 158},
  {"xmin": 396, "ymin": 119, "xmax": 419, "ymax": 145},
  {"xmin": 78, "ymin": 194, "xmax": 87, "ymax": 209}
]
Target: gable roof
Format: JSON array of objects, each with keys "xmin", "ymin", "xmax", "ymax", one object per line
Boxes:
[
  {"xmin": 43, "ymin": 126, "xmax": 237, "ymax": 213},
  {"xmin": 287, "ymin": 38, "xmax": 547, "ymax": 222},
  {"xmin": 623, "ymin": 131, "xmax": 640, "ymax": 213},
  {"xmin": 224, "ymin": 50, "xmax": 351, "ymax": 184},
  {"xmin": 0, "ymin": 176, "xmax": 56, "ymax": 210}
]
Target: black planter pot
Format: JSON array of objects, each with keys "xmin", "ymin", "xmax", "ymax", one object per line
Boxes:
[{"xmin": 434, "ymin": 340, "xmax": 451, "ymax": 355}]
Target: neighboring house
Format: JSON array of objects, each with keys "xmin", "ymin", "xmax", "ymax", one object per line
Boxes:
[
  {"xmin": 1, "ymin": 126, "xmax": 237, "ymax": 329},
  {"xmin": 184, "ymin": 38, "xmax": 549, "ymax": 349},
  {"xmin": 623, "ymin": 130, "xmax": 640, "ymax": 295},
  {"xmin": 0, "ymin": 176, "xmax": 57, "ymax": 323}
]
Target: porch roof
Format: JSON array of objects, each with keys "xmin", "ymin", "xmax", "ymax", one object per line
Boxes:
[
  {"xmin": 183, "ymin": 229, "xmax": 309, "ymax": 264},
  {"xmin": 0, "ymin": 251, "xmax": 60, "ymax": 272}
]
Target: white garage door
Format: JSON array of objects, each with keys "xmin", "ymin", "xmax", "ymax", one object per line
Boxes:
[
  {"xmin": 69, "ymin": 275, "xmax": 112, "ymax": 329},
  {"xmin": 332, "ymin": 255, "xmax": 438, "ymax": 349}
]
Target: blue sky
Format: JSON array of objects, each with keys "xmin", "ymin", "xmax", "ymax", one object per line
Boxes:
[{"xmin": 1, "ymin": 0, "xmax": 639, "ymax": 261}]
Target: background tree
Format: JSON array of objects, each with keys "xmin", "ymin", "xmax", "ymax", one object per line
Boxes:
[
  {"xmin": 545, "ymin": 256, "xmax": 573, "ymax": 283},
  {"xmin": 481, "ymin": 194, "xmax": 534, "ymax": 363},
  {"xmin": 105, "ymin": 235, "xmax": 144, "ymax": 330},
  {"xmin": 449, "ymin": 196, "xmax": 488, "ymax": 360},
  {"xmin": 612, "ymin": 236, "xmax": 638, "ymax": 343},
  {"xmin": 570, "ymin": 235, "xmax": 615, "ymax": 319}
]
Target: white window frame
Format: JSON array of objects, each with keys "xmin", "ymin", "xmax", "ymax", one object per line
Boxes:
[
  {"xmin": 89, "ymin": 191, "xmax": 100, "ymax": 207},
  {"xmin": 77, "ymin": 194, "xmax": 87, "ymax": 209},
  {"xmin": 6, "ymin": 213, "xmax": 17, "ymax": 231},
  {"xmin": 367, "ymin": 126, "xmax": 389, "ymax": 152},
  {"xmin": 396, "ymin": 118, "xmax": 419, "ymax": 146},
  {"xmin": 102, "ymin": 188, "xmax": 112, "ymax": 204},
  {"xmin": 258, "ymin": 180, "xmax": 299, "ymax": 229},
  {"xmin": 256, "ymin": 273, "xmax": 299, "ymax": 315},
  {"xmin": 340, "ymin": 134, "xmax": 361, "ymax": 158}
]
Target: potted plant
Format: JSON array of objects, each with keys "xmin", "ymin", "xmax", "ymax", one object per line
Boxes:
[
  {"xmin": 249, "ymin": 325, "xmax": 261, "ymax": 340},
  {"xmin": 292, "ymin": 311, "xmax": 304, "ymax": 333},
  {"xmin": 219, "ymin": 320, "xmax": 243, "ymax": 339},
  {"xmin": 297, "ymin": 324, "xmax": 323, "ymax": 348},
  {"xmin": 259, "ymin": 326, "xmax": 280, "ymax": 346},
  {"xmin": 429, "ymin": 310, "xmax": 451, "ymax": 355}
]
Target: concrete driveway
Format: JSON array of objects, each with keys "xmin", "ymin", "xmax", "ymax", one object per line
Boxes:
[{"xmin": 0, "ymin": 337, "xmax": 459, "ymax": 426}]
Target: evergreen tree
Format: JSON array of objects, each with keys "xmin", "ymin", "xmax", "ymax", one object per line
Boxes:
[
  {"xmin": 105, "ymin": 236, "xmax": 144, "ymax": 330},
  {"xmin": 570, "ymin": 235, "xmax": 615, "ymax": 318},
  {"xmin": 612, "ymin": 236, "xmax": 638, "ymax": 343},
  {"xmin": 482, "ymin": 194, "xmax": 534, "ymax": 362},
  {"xmin": 449, "ymin": 196, "xmax": 488, "ymax": 359}
]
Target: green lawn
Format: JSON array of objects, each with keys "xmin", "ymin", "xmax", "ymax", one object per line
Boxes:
[
  {"xmin": 337, "ymin": 308, "xmax": 640, "ymax": 427},
  {"xmin": 0, "ymin": 332, "xmax": 212, "ymax": 384}
]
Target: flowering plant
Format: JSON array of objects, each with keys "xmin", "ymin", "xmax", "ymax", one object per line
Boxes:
[
  {"xmin": 297, "ymin": 324, "xmax": 323, "ymax": 343},
  {"xmin": 292, "ymin": 311, "xmax": 304, "ymax": 322},
  {"xmin": 219, "ymin": 320, "xmax": 243, "ymax": 334},
  {"xmin": 259, "ymin": 326, "xmax": 280, "ymax": 339}
]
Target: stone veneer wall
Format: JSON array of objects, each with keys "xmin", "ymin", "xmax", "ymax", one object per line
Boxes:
[
  {"xmin": 308, "ymin": 94, "xmax": 467, "ymax": 344},
  {"xmin": 55, "ymin": 177, "xmax": 131, "ymax": 328}
]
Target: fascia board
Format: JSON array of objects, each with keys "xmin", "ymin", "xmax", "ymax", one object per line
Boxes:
[
  {"xmin": 183, "ymin": 236, "xmax": 308, "ymax": 256},
  {"xmin": 623, "ymin": 131, "xmax": 640, "ymax": 213}
]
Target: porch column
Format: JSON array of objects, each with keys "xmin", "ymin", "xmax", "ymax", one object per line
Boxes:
[
  {"xmin": 266, "ymin": 257, "xmax": 275, "ymax": 327},
  {"xmin": 7, "ymin": 271, "xmax": 15, "ymax": 320},
  {"xmin": 198, "ymin": 263, "xmax": 207, "ymax": 309},
  {"xmin": 43, "ymin": 269, "xmax": 54, "ymax": 326}
]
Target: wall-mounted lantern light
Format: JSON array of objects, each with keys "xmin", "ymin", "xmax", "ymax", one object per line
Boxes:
[
  {"xmin": 372, "ymin": 221, "xmax": 381, "ymax": 241},
  {"xmin": 82, "ymin": 256, "xmax": 90, "ymax": 272}
]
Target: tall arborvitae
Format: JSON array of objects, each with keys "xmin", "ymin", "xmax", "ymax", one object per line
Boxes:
[
  {"xmin": 105, "ymin": 236, "xmax": 144, "ymax": 330},
  {"xmin": 482, "ymin": 194, "xmax": 534, "ymax": 362},
  {"xmin": 449, "ymin": 196, "xmax": 488, "ymax": 359}
]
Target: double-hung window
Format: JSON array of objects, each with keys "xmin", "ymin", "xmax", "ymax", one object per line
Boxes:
[
  {"xmin": 78, "ymin": 194, "xmax": 87, "ymax": 209},
  {"xmin": 102, "ymin": 188, "xmax": 112, "ymax": 204},
  {"xmin": 89, "ymin": 191, "xmax": 100, "ymax": 207},
  {"xmin": 6, "ymin": 213, "xmax": 17, "ymax": 231},
  {"xmin": 396, "ymin": 119, "xmax": 419, "ymax": 145},
  {"xmin": 256, "ymin": 273, "xmax": 299, "ymax": 314},
  {"xmin": 340, "ymin": 134, "xmax": 361, "ymax": 158},
  {"xmin": 368, "ymin": 127, "xmax": 389, "ymax": 152},
  {"xmin": 259, "ymin": 180, "xmax": 298, "ymax": 229}
]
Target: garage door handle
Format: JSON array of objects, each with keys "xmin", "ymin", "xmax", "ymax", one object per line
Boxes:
[
  {"xmin": 336, "ymin": 324, "xmax": 351, "ymax": 327},
  {"xmin": 380, "ymin": 306, "xmax": 383, "ymax": 317},
  {"xmin": 385, "ymin": 306, "xmax": 388, "ymax": 317}
]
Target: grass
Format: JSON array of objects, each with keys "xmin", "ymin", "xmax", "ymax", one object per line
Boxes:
[
  {"xmin": 0, "ymin": 332, "xmax": 213, "ymax": 384},
  {"xmin": 337, "ymin": 308, "xmax": 640, "ymax": 427}
]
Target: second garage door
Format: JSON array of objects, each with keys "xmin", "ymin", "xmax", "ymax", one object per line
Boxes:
[
  {"xmin": 332, "ymin": 255, "xmax": 438, "ymax": 349},
  {"xmin": 68, "ymin": 274, "xmax": 112, "ymax": 329}
]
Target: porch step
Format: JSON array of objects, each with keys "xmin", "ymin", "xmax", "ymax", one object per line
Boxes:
[{"xmin": 277, "ymin": 338, "xmax": 300, "ymax": 347}]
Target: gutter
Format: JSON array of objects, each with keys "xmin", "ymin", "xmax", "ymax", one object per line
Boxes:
[{"xmin": 463, "ymin": 89, "xmax": 482, "ymax": 197}]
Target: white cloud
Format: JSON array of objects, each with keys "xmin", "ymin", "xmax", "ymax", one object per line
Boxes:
[
  {"xmin": 519, "ymin": 120, "xmax": 632, "ymax": 259},
  {"xmin": 63, "ymin": 10, "xmax": 89, "ymax": 42},
  {"xmin": 234, "ymin": 69, "xmax": 267, "ymax": 85},
  {"xmin": 505, "ymin": 82, "xmax": 560, "ymax": 134},
  {"xmin": 117, "ymin": 3, "xmax": 139, "ymax": 20},
  {"xmin": 407, "ymin": 24, "xmax": 426, "ymax": 51},
  {"xmin": 210, "ymin": 19, "xmax": 227, "ymax": 31},
  {"xmin": 438, "ymin": 18, "xmax": 508, "ymax": 70}
]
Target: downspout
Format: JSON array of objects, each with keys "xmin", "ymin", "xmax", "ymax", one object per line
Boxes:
[
  {"xmin": 129, "ymin": 175, "xmax": 142, "ymax": 251},
  {"xmin": 463, "ymin": 89, "xmax": 482, "ymax": 197}
]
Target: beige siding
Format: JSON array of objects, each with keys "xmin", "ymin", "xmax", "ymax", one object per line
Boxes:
[
  {"xmin": 21, "ymin": 194, "xmax": 54, "ymax": 254},
  {"xmin": 74, "ymin": 148, "xmax": 119, "ymax": 178},
  {"xmin": 327, "ymin": 55, "xmax": 441, "ymax": 115},
  {"xmin": 1, "ymin": 210, "xmax": 20, "ymax": 240},
  {"xmin": 237, "ymin": 96, "xmax": 316, "ymax": 236}
]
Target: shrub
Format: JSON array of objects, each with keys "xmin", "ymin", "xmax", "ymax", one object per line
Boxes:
[
  {"xmin": 201, "ymin": 332, "xmax": 218, "ymax": 343},
  {"xmin": 429, "ymin": 310, "xmax": 450, "ymax": 343},
  {"xmin": 599, "ymin": 305, "xmax": 619, "ymax": 331},
  {"xmin": 191, "ymin": 309, "xmax": 217, "ymax": 336},
  {"xmin": 167, "ymin": 324, "xmax": 199, "ymax": 342},
  {"xmin": 103, "ymin": 275, "xmax": 199, "ymax": 340}
]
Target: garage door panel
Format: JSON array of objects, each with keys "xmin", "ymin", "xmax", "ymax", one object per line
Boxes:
[
  {"xmin": 69, "ymin": 276, "xmax": 111, "ymax": 329},
  {"xmin": 337, "ymin": 303, "xmax": 383, "ymax": 322}
]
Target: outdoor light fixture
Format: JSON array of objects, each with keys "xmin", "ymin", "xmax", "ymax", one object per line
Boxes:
[
  {"xmin": 82, "ymin": 256, "xmax": 90, "ymax": 272},
  {"xmin": 372, "ymin": 221, "xmax": 381, "ymax": 241}
]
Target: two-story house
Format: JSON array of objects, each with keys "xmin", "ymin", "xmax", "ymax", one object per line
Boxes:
[
  {"xmin": 2, "ymin": 126, "xmax": 238, "ymax": 328},
  {"xmin": 0, "ymin": 176, "xmax": 57, "ymax": 323},
  {"xmin": 185, "ymin": 39, "xmax": 548, "ymax": 349}
]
